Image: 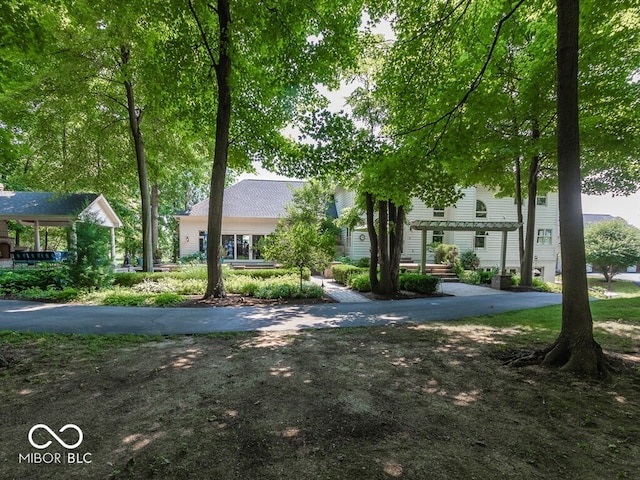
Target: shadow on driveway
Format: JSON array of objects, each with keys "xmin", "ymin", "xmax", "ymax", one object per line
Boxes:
[{"xmin": 0, "ymin": 291, "xmax": 563, "ymax": 335}]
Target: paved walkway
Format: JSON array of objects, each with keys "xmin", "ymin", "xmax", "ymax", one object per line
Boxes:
[{"xmin": 310, "ymin": 276, "xmax": 372, "ymax": 302}]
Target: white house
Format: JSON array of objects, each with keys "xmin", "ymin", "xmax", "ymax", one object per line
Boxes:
[
  {"xmin": 177, "ymin": 180, "xmax": 560, "ymax": 281},
  {"xmin": 335, "ymin": 185, "xmax": 560, "ymax": 282},
  {"xmin": 176, "ymin": 179, "xmax": 305, "ymax": 261}
]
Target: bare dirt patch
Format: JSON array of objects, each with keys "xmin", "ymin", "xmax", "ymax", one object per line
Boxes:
[{"xmin": 1, "ymin": 326, "xmax": 638, "ymax": 479}]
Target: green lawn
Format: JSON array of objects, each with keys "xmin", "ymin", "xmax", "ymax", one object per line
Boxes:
[{"xmin": 587, "ymin": 276, "xmax": 640, "ymax": 298}]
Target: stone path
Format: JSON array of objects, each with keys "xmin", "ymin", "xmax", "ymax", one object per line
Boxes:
[{"xmin": 310, "ymin": 276, "xmax": 372, "ymax": 303}]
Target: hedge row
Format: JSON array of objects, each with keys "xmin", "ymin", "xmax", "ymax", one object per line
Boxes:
[
  {"xmin": 332, "ymin": 264, "xmax": 367, "ymax": 285},
  {"xmin": 341, "ymin": 271, "xmax": 441, "ymax": 295},
  {"xmin": 226, "ymin": 267, "xmax": 311, "ymax": 280}
]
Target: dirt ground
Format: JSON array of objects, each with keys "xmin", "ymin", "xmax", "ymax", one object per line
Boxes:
[
  {"xmin": 1, "ymin": 324, "xmax": 639, "ymax": 480},
  {"xmin": 175, "ymin": 293, "xmax": 336, "ymax": 308}
]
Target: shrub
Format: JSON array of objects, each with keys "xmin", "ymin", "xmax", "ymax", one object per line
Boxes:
[
  {"xmin": 225, "ymin": 276, "xmax": 261, "ymax": 296},
  {"xmin": 434, "ymin": 244, "xmax": 459, "ymax": 265},
  {"xmin": 16, "ymin": 286, "xmax": 80, "ymax": 302},
  {"xmin": 254, "ymin": 283, "xmax": 323, "ymax": 299},
  {"xmin": 451, "ymin": 258, "xmax": 464, "ymax": 277},
  {"xmin": 226, "ymin": 267, "xmax": 311, "ymax": 280},
  {"xmin": 459, "ymin": 250, "xmax": 480, "ymax": 270},
  {"xmin": 356, "ymin": 257, "xmax": 371, "ymax": 268},
  {"xmin": 335, "ymin": 256, "xmax": 353, "ymax": 265},
  {"xmin": 151, "ymin": 293, "xmax": 184, "ymax": 307},
  {"xmin": 164, "ymin": 278, "xmax": 206, "ymax": 295},
  {"xmin": 460, "ymin": 269, "xmax": 496, "ymax": 285},
  {"xmin": 67, "ymin": 216, "xmax": 114, "ymax": 290},
  {"xmin": 398, "ymin": 273, "xmax": 441, "ymax": 294},
  {"xmin": 100, "ymin": 292, "xmax": 148, "ymax": 307},
  {"xmin": 0, "ymin": 266, "xmax": 71, "ymax": 294},
  {"xmin": 179, "ymin": 252, "xmax": 206, "ymax": 264},
  {"xmin": 332, "ymin": 264, "xmax": 366, "ymax": 285},
  {"xmin": 478, "ymin": 270, "xmax": 496, "ymax": 284},
  {"xmin": 131, "ymin": 279, "xmax": 175, "ymax": 294},
  {"xmin": 532, "ymin": 277, "xmax": 554, "ymax": 292},
  {"xmin": 170, "ymin": 265, "xmax": 207, "ymax": 280},
  {"xmin": 113, "ymin": 272, "xmax": 171, "ymax": 287},
  {"xmin": 347, "ymin": 272, "xmax": 371, "ymax": 292}
]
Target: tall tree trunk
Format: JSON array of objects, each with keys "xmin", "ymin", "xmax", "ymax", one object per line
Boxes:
[
  {"xmin": 378, "ymin": 200, "xmax": 393, "ymax": 295},
  {"xmin": 152, "ymin": 182, "xmax": 159, "ymax": 263},
  {"xmin": 544, "ymin": 0, "xmax": 606, "ymax": 375},
  {"xmin": 389, "ymin": 203, "xmax": 405, "ymax": 293},
  {"xmin": 365, "ymin": 192, "xmax": 380, "ymax": 293},
  {"xmin": 367, "ymin": 198, "xmax": 404, "ymax": 296},
  {"xmin": 515, "ymin": 157, "xmax": 525, "ymax": 264},
  {"xmin": 520, "ymin": 155, "xmax": 540, "ymax": 286},
  {"xmin": 204, "ymin": 0, "xmax": 232, "ymax": 298},
  {"xmin": 122, "ymin": 45, "xmax": 153, "ymax": 273}
]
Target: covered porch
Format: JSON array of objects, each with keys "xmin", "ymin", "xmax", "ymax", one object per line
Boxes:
[{"xmin": 0, "ymin": 189, "xmax": 122, "ymax": 267}]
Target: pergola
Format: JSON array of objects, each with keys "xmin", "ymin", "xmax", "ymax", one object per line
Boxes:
[
  {"xmin": 409, "ymin": 220, "xmax": 522, "ymax": 275},
  {"xmin": 0, "ymin": 190, "xmax": 122, "ymax": 263}
]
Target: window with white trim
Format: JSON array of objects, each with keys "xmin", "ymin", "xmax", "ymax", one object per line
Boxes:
[
  {"xmin": 474, "ymin": 231, "xmax": 487, "ymax": 249},
  {"xmin": 433, "ymin": 205, "xmax": 445, "ymax": 217},
  {"xmin": 536, "ymin": 195, "xmax": 548, "ymax": 206},
  {"xmin": 536, "ymin": 228, "xmax": 553, "ymax": 245},
  {"xmin": 432, "ymin": 230, "xmax": 444, "ymax": 244}
]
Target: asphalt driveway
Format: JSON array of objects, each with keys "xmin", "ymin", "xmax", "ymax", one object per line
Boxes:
[{"xmin": 0, "ymin": 291, "xmax": 562, "ymax": 335}]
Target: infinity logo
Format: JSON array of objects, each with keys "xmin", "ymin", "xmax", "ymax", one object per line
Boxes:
[{"xmin": 28, "ymin": 424, "xmax": 83, "ymax": 450}]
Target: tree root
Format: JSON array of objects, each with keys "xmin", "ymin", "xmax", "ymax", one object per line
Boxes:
[
  {"xmin": 506, "ymin": 339, "xmax": 612, "ymax": 379},
  {"xmin": 0, "ymin": 353, "xmax": 11, "ymax": 368}
]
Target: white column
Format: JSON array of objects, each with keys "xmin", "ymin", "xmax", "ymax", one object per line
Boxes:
[
  {"xmin": 110, "ymin": 227, "xmax": 117, "ymax": 266},
  {"xmin": 420, "ymin": 229, "xmax": 427, "ymax": 274},
  {"xmin": 501, "ymin": 230, "xmax": 508, "ymax": 275}
]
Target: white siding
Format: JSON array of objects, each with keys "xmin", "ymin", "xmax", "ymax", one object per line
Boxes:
[
  {"xmin": 177, "ymin": 216, "xmax": 280, "ymax": 259},
  {"xmin": 335, "ymin": 185, "xmax": 560, "ymax": 282}
]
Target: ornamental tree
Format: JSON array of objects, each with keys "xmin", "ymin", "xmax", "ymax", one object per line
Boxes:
[
  {"xmin": 584, "ymin": 218, "xmax": 640, "ymax": 290},
  {"xmin": 260, "ymin": 181, "xmax": 336, "ymax": 290}
]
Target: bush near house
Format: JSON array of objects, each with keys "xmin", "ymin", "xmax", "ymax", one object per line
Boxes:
[
  {"xmin": 343, "ymin": 272, "xmax": 441, "ymax": 295},
  {"xmin": 434, "ymin": 244, "xmax": 459, "ymax": 265},
  {"xmin": 347, "ymin": 272, "xmax": 372, "ymax": 292},
  {"xmin": 459, "ymin": 250, "xmax": 480, "ymax": 270},
  {"xmin": 460, "ymin": 269, "xmax": 497, "ymax": 285},
  {"xmin": 332, "ymin": 264, "xmax": 367, "ymax": 285},
  {"xmin": 398, "ymin": 273, "xmax": 441, "ymax": 294}
]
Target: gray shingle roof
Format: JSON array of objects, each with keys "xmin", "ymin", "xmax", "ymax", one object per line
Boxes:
[
  {"xmin": 583, "ymin": 213, "xmax": 617, "ymax": 226},
  {"xmin": 0, "ymin": 191, "xmax": 99, "ymax": 217},
  {"xmin": 185, "ymin": 179, "xmax": 306, "ymax": 218}
]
